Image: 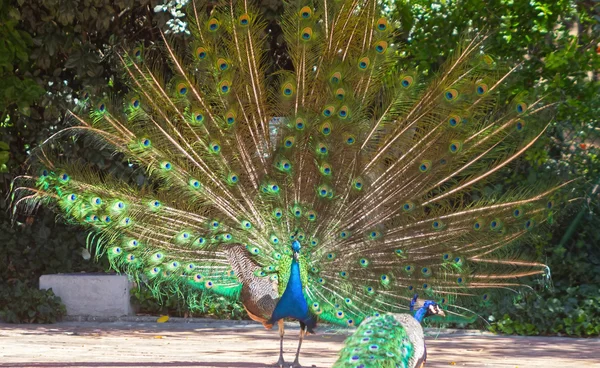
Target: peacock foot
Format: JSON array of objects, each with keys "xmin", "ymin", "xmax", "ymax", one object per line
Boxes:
[
  {"xmin": 274, "ymin": 357, "xmax": 285, "ymax": 368},
  {"xmin": 291, "ymin": 361, "xmax": 302, "ymax": 368}
]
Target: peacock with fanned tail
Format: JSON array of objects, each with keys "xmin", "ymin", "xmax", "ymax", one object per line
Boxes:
[{"xmin": 12, "ymin": 0, "xmax": 567, "ymax": 367}]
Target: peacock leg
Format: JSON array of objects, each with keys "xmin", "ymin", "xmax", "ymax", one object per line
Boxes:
[
  {"xmin": 277, "ymin": 319, "xmax": 286, "ymax": 368},
  {"xmin": 291, "ymin": 324, "xmax": 307, "ymax": 368}
]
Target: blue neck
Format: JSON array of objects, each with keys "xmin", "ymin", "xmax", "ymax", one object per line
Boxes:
[
  {"xmin": 414, "ymin": 306, "xmax": 428, "ymax": 322},
  {"xmin": 268, "ymin": 258, "xmax": 316, "ymax": 331}
]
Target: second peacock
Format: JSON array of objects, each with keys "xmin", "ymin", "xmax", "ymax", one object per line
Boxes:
[{"xmin": 13, "ymin": 0, "xmax": 565, "ymax": 367}]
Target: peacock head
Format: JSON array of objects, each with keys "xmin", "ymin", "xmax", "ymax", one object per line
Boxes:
[
  {"xmin": 422, "ymin": 300, "xmax": 445, "ymax": 318},
  {"xmin": 292, "ymin": 240, "xmax": 301, "ymax": 259}
]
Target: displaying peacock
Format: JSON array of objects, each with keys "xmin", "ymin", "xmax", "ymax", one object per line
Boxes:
[
  {"xmin": 12, "ymin": 0, "xmax": 567, "ymax": 366},
  {"xmin": 334, "ymin": 294, "xmax": 445, "ymax": 368}
]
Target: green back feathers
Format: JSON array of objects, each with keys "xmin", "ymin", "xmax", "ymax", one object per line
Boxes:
[
  {"xmin": 12, "ymin": 0, "xmax": 567, "ymax": 327},
  {"xmin": 334, "ymin": 314, "xmax": 417, "ymax": 368}
]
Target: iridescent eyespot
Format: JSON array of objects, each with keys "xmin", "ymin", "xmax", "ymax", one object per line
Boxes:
[
  {"xmin": 448, "ymin": 114, "xmax": 460, "ymax": 127},
  {"xmin": 239, "ymin": 14, "xmax": 250, "ymax": 26},
  {"xmin": 219, "ymin": 80, "xmax": 231, "ymax": 94},
  {"xmin": 375, "ymin": 40, "xmax": 388, "ymax": 53},
  {"xmin": 330, "ymin": 72, "xmax": 341, "ymax": 84},
  {"xmin": 177, "ymin": 83, "xmax": 188, "ymax": 95},
  {"xmin": 419, "ymin": 160, "xmax": 431, "ymax": 173},
  {"xmin": 299, "ymin": 6, "xmax": 312, "ymax": 19},
  {"xmin": 376, "ymin": 17, "xmax": 388, "ymax": 31},
  {"xmin": 68, "ymin": 194, "xmax": 77, "ymax": 201},
  {"xmin": 210, "ymin": 142, "xmax": 221, "ymax": 153},
  {"xmin": 216, "ymin": 58, "xmax": 229, "ymax": 72},
  {"xmin": 358, "ymin": 57, "xmax": 370, "ymax": 70},
  {"xmin": 208, "ymin": 18, "xmax": 220, "ymax": 31},
  {"xmin": 402, "ymin": 202, "xmax": 414, "ymax": 212},
  {"xmin": 401, "ymin": 75, "xmax": 413, "ymax": 88},
  {"xmin": 295, "ymin": 117, "xmax": 305, "ymax": 130},
  {"xmin": 359, "ymin": 258, "xmax": 369, "ymax": 267},
  {"xmin": 476, "ymin": 81, "xmax": 488, "ymax": 95},
  {"xmin": 130, "ymin": 98, "xmax": 140, "ymax": 109},
  {"xmin": 196, "ymin": 47, "xmax": 207, "ymax": 60},
  {"xmin": 161, "ymin": 162, "xmax": 172, "ymax": 170},
  {"xmin": 282, "ymin": 82, "xmax": 295, "ymax": 97},
  {"xmin": 301, "ymin": 27, "xmax": 313, "ymax": 41},
  {"xmin": 338, "ymin": 106, "xmax": 348, "ymax": 119},
  {"xmin": 516, "ymin": 120, "xmax": 525, "ymax": 131},
  {"xmin": 516, "ymin": 102, "xmax": 528, "ymax": 113},
  {"xmin": 449, "ymin": 140, "xmax": 462, "ymax": 153},
  {"xmin": 444, "ymin": 89, "xmax": 458, "ymax": 101}
]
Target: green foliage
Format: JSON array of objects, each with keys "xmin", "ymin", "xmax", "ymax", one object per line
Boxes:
[{"xmin": 0, "ymin": 280, "xmax": 66, "ymax": 323}]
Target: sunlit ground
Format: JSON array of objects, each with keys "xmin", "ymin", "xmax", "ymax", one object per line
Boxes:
[{"xmin": 0, "ymin": 321, "xmax": 598, "ymax": 367}]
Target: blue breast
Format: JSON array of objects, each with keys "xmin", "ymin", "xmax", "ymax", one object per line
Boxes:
[{"xmin": 269, "ymin": 258, "xmax": 310, "ymax": 323}]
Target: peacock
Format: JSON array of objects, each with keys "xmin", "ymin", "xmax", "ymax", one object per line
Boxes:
[
  {"xmin": 11, "ymin": 0, "xmax": 567, "ymax": 366},
  {"xmin": 334, "ymin": 294, "xmax": 445, "ymax": 368}
]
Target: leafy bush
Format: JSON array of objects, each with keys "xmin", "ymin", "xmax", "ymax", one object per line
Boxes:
[{"xmin": 0, "ymin": 281, "xmax": 66, "ymax": 323}]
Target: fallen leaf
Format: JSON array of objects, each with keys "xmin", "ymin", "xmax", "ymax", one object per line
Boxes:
[
  {"xmin": 157, "ymin": 315, "xmax": 169, "ymax": 323},
  {"xmin": 154, "ymin": 335, "xmax": 163, "ymax": 339}
]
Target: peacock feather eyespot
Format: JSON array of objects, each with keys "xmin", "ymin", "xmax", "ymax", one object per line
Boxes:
[
  {"xmin": 68, "ymin": 193, "xmax": 77, "ymax": 201},
  {"xmin": 205, "ymin": 280, "xmax": 214, "ymax": 289},
  {"xmin": 444, "ymin": 88, "xmax": 458, "ymax": 101},
  {"xmin": 339, "ymin": 230, "xmax": 350, "ymax": 239},
  {"xmin": 320, "ymin": 122, "xmax": 332, "ymax": 136},
  {"xmin": 196, "ymin": 47, "xmax": 207, "ymax": 60},
  {"xmin": 317, "ymin": 277, "xmax": 325, "ymax": 284},
  {"xmin": 375, "ymin": 40, "xmax": 388, "ymax": 53},
  {"xmin": 402, "ymin": 202, "xmax": 414, "ymax": 212},
  {"xmin": 130, "ymin": 98, "xmax": 140, "ymax": 109},
  {"xmin": 282, "ymin": 82, "xmax": 295, "ymax": 97},
  {"xmin": 516, "ymin": 102, "xmax": 528, "ymax": 114},
  {"xmin": 307, "ymin": 210, "xmax": 317, "ymax": 221},
  {"xmin": 473, "ymin": 219, "xmax": 483, "ymax": 230},
  {"xmin": 490, "ymin": 218, "xmax": 502, "ymax": 230},
  {"xmin": 269, "ymin": 183, "xmax": 280, "ymax": 193},
  {"xmin": 394, "ymin": 249, "xmax": 404, "ymax": 257},
  {"xmin": 422, "ymin": 283, "xmax": 429, "ymax": 289},
  {"xmin": 91, "ymin": 197, "xmax": 102, "ymax": 206},
  {"xmin": 299, "ymin": 6, "xmax": 312, "ymax": 19},
  {"xmin": 112, "ymin": 247, "xmax": 122, "ymax": 255},
  {"xmin": 208, "ymin": 18, "xmax": 220, "ymax": 32},
  {"xmin": 188, "ymin": 263, "xmax": 196, "ymax": 270},
  {"xmin": 475, "ymin": 82, "xmax": 488, "ymax": 95},
  {"xmin": 97, "ymin": 102, "xmax": 106, "ymax": 113},
  {"xmin": 340, "ymin": 271, "xmax": 348, "ymax": 278},
  {"xmin": 380, "ymin": 274, "xmax": 390, "ymax": 286},
  {"xmin": 194, "ymin": 274, "xmax": 203, "ymax": 282},
  {"xmin": 216, "ymin": 58, "xmax": 229, "ymax": 72},
  {"xmin": 194, "ymin": 237, "xmax": 206, "ymax": 246},
  {"xmin": 326, "ymin": 253, "xmax": 335, "ymax": 260},
  {"xmin": 319, "ymin": 163, "xmax": 332, "ymax": 176},
  {"xmin": 310, "ymin": 266, "xmax": 319, "ymax": 273},
  {"xmin": 401, "ymin": 75, "xmax": 414, "ymax": 88},
  {"xmin": 344, "ymin": 297, "xmax": 352, "ymax": 305},
  {"xmin": 365, "ymin": 286, "xmax": 375, "ymax": 295},
  {"xmin": 421, "ymin": 267, "xmax": 432, "ymax": 276},
  {"xmin": 525, "ymin": 218, "xmax": 535, "ymax": 230},
  {"xmin": 448, "ymin": 114, "xmax": 460, "ymax": 127},
  {"xmin": 310, "ymin": 238, "xmax": 318, "ymax": 246},
  {"xmin": 330, "ymin": 72, "xmax": 342, "ymax": 84},
  {"xmin": 404, "ymin": 265, "xmax": 413, "ymax": 273},
  {"xmin": 352, "ymin": 177, "xmax": 364, "ymax": 190},
  {"xmin": 335, "ymin": 88, "xmax": 345, "ymax": 100},
  {"xmin": 338, "ymin": 106, "xmax": 349, "ymax": 119},
  {"xmin": 376, "ymin": 17, "xmax": 388, "ymax": 31},
  {"xmin": 358, "ymin": 57, "xmax": 370, "ymax": 70},
  {"xmin": 322, "ymin": 105, "xmax": 335, "ymax": 117},
  {"xmin": 270, "ymin": 234, "xmax": 280, "ymax": 244},
  {"xmin": 516, "ymin": 120, "xmax": 525, "ymax": 131},
  {"xmin": 449, "ymin": 140, "xmax": 463, "ymax": 153},
  {"xmin": 359, "ymin": 258, "xmax": 369, "ymax": 267},
  {"xmin": 238, "ymin": 13, "xmax": 250, "ymax": 26},
  {"xmin": 335, "ymin": 310, "xmax": 344, "ymax": 318},
  {"xmin": 456, "ymin": 277, "xmax": 464, "ymax": 284},
  {"xmin": 442, "ymin": 253, "xmax": 450, "ymax": 260},
  {"xmin": 219, "ymin": 80, "xmax": 231, "ymax": 94},
  {"xmin": 547, "ymin": 200, "xmax": 554, "ymax": 209},
  {"xmin": 513, "ymin": 207, "xmax": 523, "ymax": 218},
  {"xmin": 223, "ymin": 233, "xmax": 233, "ymax": 241},
  {"xmin": 210, "ymin": 142, "xmax": 221, "ymax": 154},
  {"xmin": 301, "ymin": 27, "xmax": 313, "ymax": 41},
  {"xmin": 225, "ymin": 111, "xmax": 236, "ymax": 125},
  {"xmin": 482, "ymin": 294, "xmax": 489, "ymax": 301},
  {"xmin": 193, "ymin": 112, "xmax": 204, "ymax": 124},
  {"xmin": 272, "ymin": 208, "xmax": 283, "ymax": 219},
  {"xmin": 295, "ymin": 117, "xmax": 306, "ymax": 130},
  {"xmin": 250, "ymin": 247, "xmax": 260, "ymax": 255},
  {"xmin": 161, "ymin": 161, "xmax": 172, "ymax": 170},
  {"xmin": 150, "ymin": 199, "xmax": 161, "ymax": 209},
  {"xmin": 126, "ymin": 254, "xmax": 135, "ymax": 262},
  {"xmin": 346, "ymin": 319, "xmax": 355, "ymax": 326},
  {"xmin": 227, "ymin": 173, "xmax": 239, "ymax": 185},
  {"xmin": 419, "ymin": 160, "xmax": 432, "ymax": 173},
  {"xmin": 142, "ymin": 138, "xmax": 151, "ymax": 147},
  {"xmin": 176, "ymin": 82, "xmax": 188, "ymax": 95},
  {"xmin": 407, "ymin": 285, "xmax": 414, "ymax": 291},
  {"xmin": 189, "ymin": 179, "xmax": 202, "ymax": 189},
  {"xmin": 316, "ymin": 143, "xmax": 329, "ymax": 155},
  {"xmin": 345, "ymin": 134, "xmax": 356, "ymax": 145},
  {"xmin": 283, "ymin": 136, "xmax": 295, "ymax": 148},
  {"xmin": 454, "ymin": 257, "xmax": 463, "ymax": 265}
]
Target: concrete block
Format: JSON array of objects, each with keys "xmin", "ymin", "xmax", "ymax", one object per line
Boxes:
[{"xmin": 40, "ymin": 274, "xmax": 133, "ymax": 317}]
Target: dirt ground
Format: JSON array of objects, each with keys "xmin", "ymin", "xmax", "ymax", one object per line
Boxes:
[{"xmin": 0, "ymin": 320, "xmax": 598, "ymax": 368}]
